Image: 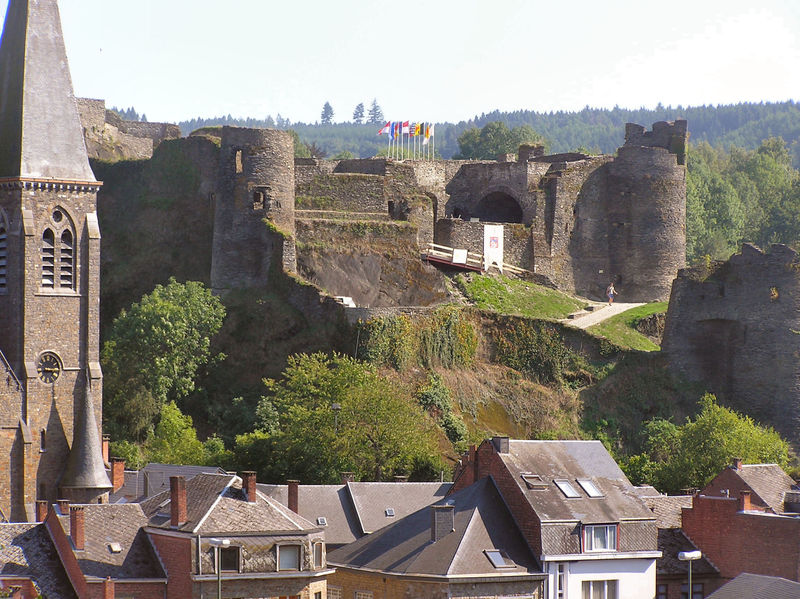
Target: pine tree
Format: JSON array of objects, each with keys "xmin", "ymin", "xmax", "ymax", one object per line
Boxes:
[
  {"xmin": 321, "ymin": 101, "xmax": 334, "ymax": 125},
  {"xmin": 353, "ymin": 102, "xmax": 365, "ymax": 124},
  {"xmin": 368, "ymin": 99, "xmax": 384, "ymax": 124}
]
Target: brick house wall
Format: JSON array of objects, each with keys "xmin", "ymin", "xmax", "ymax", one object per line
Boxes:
[
  {"xmin": 148, "ymin": 532, "xmax": 193, "ymax": 599},
  {"xmin": 681, "ymin": 495, "xmax": 800, "ymax": 581}
]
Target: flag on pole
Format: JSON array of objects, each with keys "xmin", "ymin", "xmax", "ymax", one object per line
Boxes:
[
  {"xmin": 402, "ymin": 121, "xmax": 410, "ymax": 135},
  {"xmin": 378, "ymin": 122, "xmax": 391, "ymax": 136}
]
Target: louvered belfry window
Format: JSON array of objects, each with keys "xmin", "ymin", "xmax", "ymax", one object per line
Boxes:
[
  {"xmin": 60, "ymin": 229, "xmax": 73, "ymax": 287},
  {"xmin": 42, "ymin": 229, "xmax": 55, "ymax": 288}
]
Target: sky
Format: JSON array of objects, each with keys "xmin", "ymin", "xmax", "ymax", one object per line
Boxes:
[{"xmin": 3, "ymin": 0, "xmax": 799, "ymax": 125}]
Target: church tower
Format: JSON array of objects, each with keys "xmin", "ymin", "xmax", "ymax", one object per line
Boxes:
[{"xmin": 0, "ymin": 0, "xmax": 110, "ymax": 521}]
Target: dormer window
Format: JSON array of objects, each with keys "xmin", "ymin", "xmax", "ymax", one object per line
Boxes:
[
  {"xmin": 583, "ymin": 524, "xmax": 618, "ymax": 552},
  {"xmin": 554, "ymin": 479, "xmax": 580, "ymax": 498}
]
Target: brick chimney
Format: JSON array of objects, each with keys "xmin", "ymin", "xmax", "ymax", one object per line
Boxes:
[
  {"xmin": 170, "ymin": 476, "xmax": 187, "ymax": 527},
  {"xmin": 110, "ymin": 458, "xmax": 125, "ymax": 492},
  {"xmin": 740, "ymin": 490, "xmax": 752, "ymax": 511},
  {"xmin": 102, "ymin": 435, "xmax": 110, "ymax": 465},
  {"xmin": 288, "ymin": 480, "xmax": 299, "ymax": 514},
  {"xmin": 431, "ymin": 504, "xmax": 455, "ymax": 542},
  {"xmin": 341, "ymin": 472, "xmax": 355, "ymax": 484},
  {"xmin": 732, "ymin": 458, "xmax": 743, "ymax": 470},
  {"xmin": 35, "ymin": 500, "xmax": 47, "ymax": 523},
  {"xmin": 70, "ymin": 506, "xmax": 85, "ymax": 551},
  {"xmin": 242, "ymin": 471, "xmax": 257, "ymax": 503},
  {"xmin": 103, "ymin": 576, "xmax": 115, "ymax": 599},
  {"xmin": 57, "ymin": 499, "xmax": 70, "ymax": 515}
]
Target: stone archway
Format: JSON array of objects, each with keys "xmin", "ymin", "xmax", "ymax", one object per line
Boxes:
[{"xmin": 476, "ymin": 191, "xmax": 523, "ymax": 223}]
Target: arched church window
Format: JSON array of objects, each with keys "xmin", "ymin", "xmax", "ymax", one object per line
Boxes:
[
  {"xmin": 42, "ymin": 229, "xmax": 55, "ymax": 288},
  {"xmin": 60, "ymin": 230, "xmax": 73, "ymax": 288},
  {"xmin": 0, "ymin": 212, "xmax": 7, "ymax": 292}
]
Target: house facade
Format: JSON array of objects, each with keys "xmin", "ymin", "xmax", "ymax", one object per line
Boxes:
[{"xmin": 453, "ymin": 438, "xmax": 661, "ymax": 599}]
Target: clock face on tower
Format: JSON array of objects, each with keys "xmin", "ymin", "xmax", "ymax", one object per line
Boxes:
[{"xmin": 36, "ymin": 352, "xmax": 61, "ymax": 384}]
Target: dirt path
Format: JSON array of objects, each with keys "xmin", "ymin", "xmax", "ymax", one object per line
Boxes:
[{"xmin": 561, "ymin": 302, "xmax": 647, "ymax": 330}]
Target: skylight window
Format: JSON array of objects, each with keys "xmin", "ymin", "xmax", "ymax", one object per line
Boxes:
[
  {"xmin": 108, "ymin": 543, "xmax": 122, "ymax": 554},
  {"xmin": 484, "ymin": 549, "xmax": 514, "ymax": 568},
  {"xmin": 521, "ymin": 474, "xmax": 548, "ymax": 489},
  {"xmin": 385, "ymin": 508, "xmax": 395, "ymax": 517},
  {"xmin": 317, "ymin": 516, "xmax": 328, "ymax": 526},
  {"xmin": 554, "ymin": 480, "xmax": 580, "ymax": 498},
  {"xmin": 577, "ymin": 479, "xmax": 603, "ymax": 498}
]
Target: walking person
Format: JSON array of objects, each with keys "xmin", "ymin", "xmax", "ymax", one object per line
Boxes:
[{"xmin": 606, "ymin": 282, "xmax": 616, "ymax": 305}]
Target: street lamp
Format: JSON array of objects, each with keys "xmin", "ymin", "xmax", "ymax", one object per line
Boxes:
[
  {"xmin": 209, "ymin": 538, "xmax": 230, "ymax": 599},
  {"xmin": 678, "ymin": 550, "xmax": 702, "ymax": 599}
]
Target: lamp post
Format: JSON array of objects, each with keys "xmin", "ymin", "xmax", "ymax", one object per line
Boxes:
[
  {"xmin": 209, "ymin": 538, "xmax": 230, "ymax": 599},
  {"xmin": 678, "ymin": 550, "xmax": 702, "ymax": 599}
]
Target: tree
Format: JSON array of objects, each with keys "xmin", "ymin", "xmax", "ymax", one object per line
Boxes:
[
  {"xmin": 367, "ymin": 99, "xmax": 384, "ymax": 125},
  {"xmin": 623, "ymin": 394, "xmax": 789, "ymax": 494},
  {"xmin": 144, "ymin": 401, "xmax": 206, "ymax": 465},
  {"xmin": 352, "ymin": 102, "xmax": 365, "ymax": 124},
  {"xmin": 455, "ymin": 121, "xmax": 547, "ymax": 159},
  {"xmin": 239, "ymin": 353, "xmax": 440, "ymax": 483},
  {"xmin": 321, "ymin": 101, "xmax": 334, "ymax": 125},
  {"xmin": 102, "ymin": 279, "xmax": 226, "ymax": 440}
]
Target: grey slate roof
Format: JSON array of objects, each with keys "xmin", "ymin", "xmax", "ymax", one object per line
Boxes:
[
  {"xmin": 0, "ymin": 523, "xmax": 76, "ymax": 598},
  {"xmin": 498, "ymin": 440, "xmax": 655, "ymax": 524},
  {"xmin": 328, "ymin": 477, "xmax": 542, "ymax": 578},
  {"xmin": 734, "ymin": 464, "xmax": 796, "ymax": 514},
  {"xmin": 640, "ymin": 494, "xmax": 693, "ymax": 529},
  {"xmin": 110, "ymin": 463, "xmax": 228, "ymax": 503},
  {"xmin": 258, "ymin": 481, "xmax": 451, "ymax": 547},
  {"xmin": 655, "ymin": 529, "xmax": 717, "ymax": 577},
  {"xmin": 54, "ymin": 504, "xmax": 165, "ymax": 580},
  {"xmin": 707, "ymin": 573, "xmax": 800, "ymax": 599},
  {"xmin": 0, "ymin": 0, "xmax": 96, "ymax": 180},
  {"xmin": 142, "ymin": 473, "xmax": 317, "ymax": 535}
]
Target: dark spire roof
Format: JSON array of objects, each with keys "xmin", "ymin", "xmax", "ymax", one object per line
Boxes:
[
  {"xmin": 0, "ymin": 0, "xmax": 95, "ymax": 181},
  {"xmin": 60, "ymin": 382, "xmax": 112, "ymax": 492}
]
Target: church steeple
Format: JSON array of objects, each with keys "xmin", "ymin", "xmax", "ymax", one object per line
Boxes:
[{"xmin": 0, "ymin": 0, "xmax": 95, "ymax": 181}]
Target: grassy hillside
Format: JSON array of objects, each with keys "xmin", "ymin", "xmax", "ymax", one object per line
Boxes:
[{"xmin": 587, "ymin": 303, "xmax": 668, "ymax": 351}]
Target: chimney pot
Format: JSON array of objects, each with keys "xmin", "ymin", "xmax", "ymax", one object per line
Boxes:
[
  {"xmin": 110, "ymin": 458, "xmax": 125, "ymax": 493},
  {"xmin": 102, "ymin": 435, "xmax": 111, "ymax": 465},
  {"xmin": 103, "ymin": 576, "xmax": 115, "ymax": 599},
  {"xmin": 341, "ymin": 472, "xmax": 355, "ymax": 484},
  {"xmin": 733, "ymin": 458, "xmax": 743, "ymax": 470},
  {"xmin": 740, "ymin": 490, "xmax": 752, "ymax": 511},
  {"xmin": 288, "ymin": 480, "xmax": 299, "ymax": 514},
  {"xmin": 70, "ymin": 506, "xmax": 85, "ymax": 551},
  {"xmin": 35, "ymin": 500, "xmax": 47, "ymax": 523},
  {"xmin": 57, "ymin": 499, "xmax": 70, "ymax": 514},
  {"xmin": 431, "ymin": 504, "xmax": 455, "ymax": 542},
  {"xmin": 492, "ymin": 436, "xmax": 510, "ymax": 454},
  {"xmin": 242, "ymin": 471, "xmax": 257, "ymax": 503},
  {"xmin": 170, "ymin": 476, "xmax": 187, "ymax": 527},
  {"xmin": 393, "ymin": 475, "xmax": 409, "ymax": 483}
]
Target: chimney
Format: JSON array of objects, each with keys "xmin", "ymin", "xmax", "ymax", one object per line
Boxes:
[
  {"xmin": 242, "ymin": 471, "xmax": 257, "ymax": 503},
  {"xmin": 393, "ymin": 475, "xmax": 409, "ymax": 483},
  {"xmin": 430, "ymin": 504, "xmax": 455, "ymax": 542},
  {"xmin": 170, "ymin": 476, "xmax": 187, "ymax": 527},
  {"xmin": 70, "ymin": 506, "xmax": 85, "ymax": 551},
  {"xmin": 102, "ymin": 435, "xmax": 110, "ymax": 465},
  {"xmin": 110, "ymin": 458, "xmax": 125, "ymax": 492},
  {"xmin": 287, "ymin": 480, "xmax": 299, "ymax": 514},
  {"xmin": 57, "ymin": 499, "xmax": 70, "ymax": 515},
  {"xmin": 35, "ymin": 500, "xmax": 47, "ymax": 523},
  {"xmin": 739, "ymin": 490, "xmax": 752, "ymax": 511},
  {"xmin": 732, "ymin": 458, "xmax": 743, "ymax": 470},
  {"xmin": 103, "ymin": 576, "xmax": 115, "ymax": 599},
  {"xmin": 341, "ymin": 472, "xmax": 355, "ymax": 484},
  {"xmin": 492, "ymin": 436, "xmax": 510, "ymax": 454}
]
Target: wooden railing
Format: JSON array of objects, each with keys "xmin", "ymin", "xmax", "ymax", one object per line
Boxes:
[{"xmin": 422, "ymin": 243, "xmax": 531, "ymax": 275}]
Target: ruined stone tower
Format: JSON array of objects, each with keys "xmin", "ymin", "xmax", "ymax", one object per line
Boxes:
[
  {"xmin": 211, "ymin": 127, "xmax": 296, "ymax": 291},
  {"xmin": 0, "ymin": 0, "xmax": 111, "ymax": 520}
]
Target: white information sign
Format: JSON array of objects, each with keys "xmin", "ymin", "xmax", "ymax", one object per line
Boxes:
[
  {"xmin": 452, "ymin": 249, "xmax": 468, "ymax": 265},
  {"xmin": 483, "ymin": 225, "xmax": 504, "ymax": 273}
]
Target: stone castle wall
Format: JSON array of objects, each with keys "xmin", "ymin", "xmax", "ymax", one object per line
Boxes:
[{"xmin": 662, "ymin": 243, "xmax": 800, "ymax": 443}]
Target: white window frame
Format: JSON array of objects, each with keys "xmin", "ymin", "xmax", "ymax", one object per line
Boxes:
[
  {"xmin": 327, "ymin": 586, "xmax": 342, "ymax": 599},
  {"xmin": 355, "ymin": 591, "xmax": 374, "ymax": 599},
  {"xmin": 557, "ymin": 562, "xmax": 567, "ymax": 598},
  {"xmin": 577, "ymin": 479, "xmax": 603, "ymax": 497},
  {"xmin": 554, "ymin": 479, "xmax": 580, "ymax": 498},
  {"xmin": 277, "ymin": 543, "xmax": 302, "ymax": 571},
  {"xmin": 582, "ymin": 580, "xmax": 618, "ymax": 599},
  {"xmin": 583, "ymin": 524, "xmax": 618, "ymax": 552},
  {"xmin": 313, "ymin": 541, "xmax": 324, "ymax": 569}
]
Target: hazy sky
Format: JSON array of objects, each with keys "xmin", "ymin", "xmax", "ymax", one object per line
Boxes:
[{"xmin": 5, "ymin": 0, "xmax": 799, "ymax": 124}]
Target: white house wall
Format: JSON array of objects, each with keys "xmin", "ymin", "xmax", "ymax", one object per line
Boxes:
[{"xmin": 545, "ymin": 558, "xmax": 656, "ymax": 599}]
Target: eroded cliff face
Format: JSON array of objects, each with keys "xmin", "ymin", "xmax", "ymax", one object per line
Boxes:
[{"xmin": 662, "ymin": 243, "xmax": 800, "ymax": 443}]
